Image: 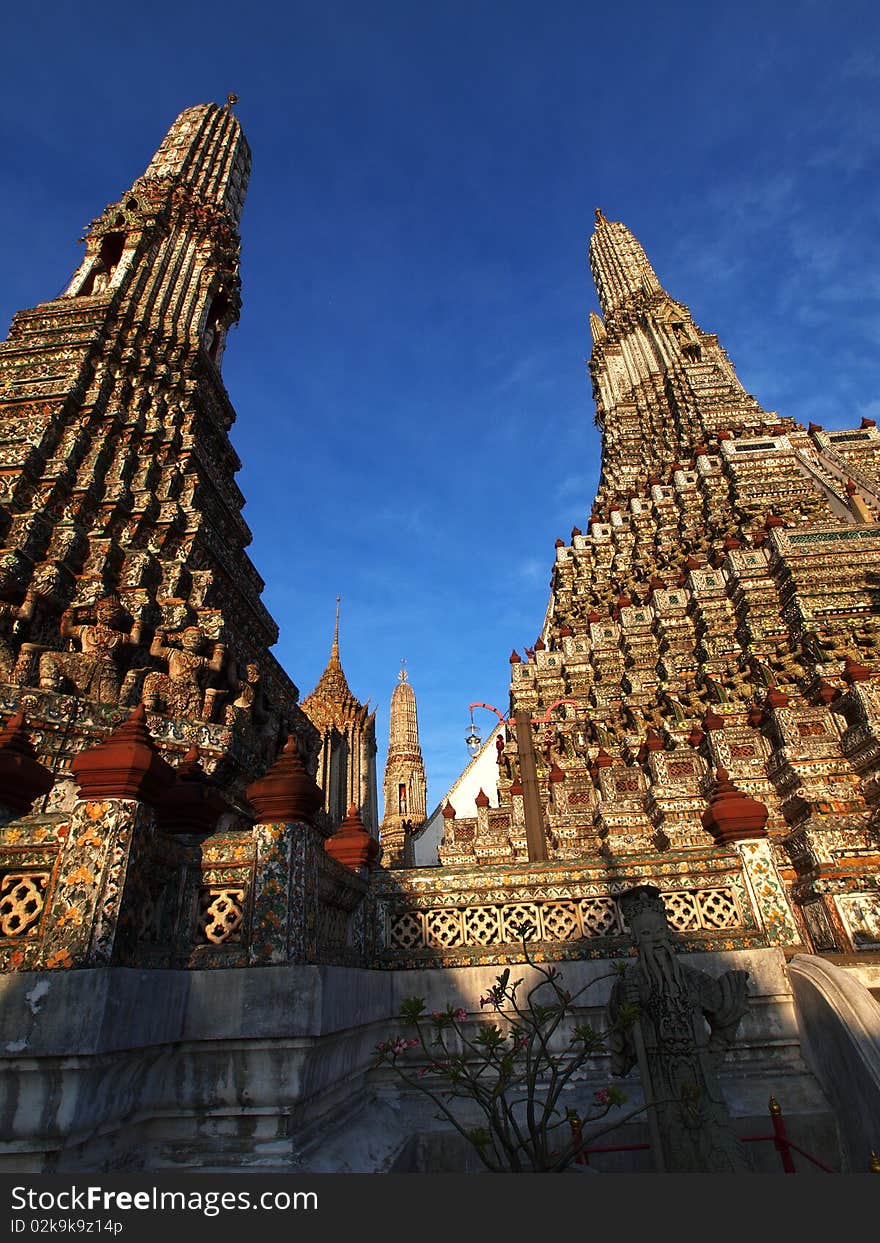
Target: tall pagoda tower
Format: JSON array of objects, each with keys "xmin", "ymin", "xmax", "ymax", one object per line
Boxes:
[
  {"xmin": 0, "ymin": 102, "xmax": 304, "ymax": 799},
  {"xmin": 433, "ymin": 210, "xmax": 880, "ymax": 957},
  {"xmin": 380, "ymin": 661, "xmax": 427, "ymax": 866},
  {"xmin": 300, "ymin": 601, "xmax": 378, "ymax": 834}
]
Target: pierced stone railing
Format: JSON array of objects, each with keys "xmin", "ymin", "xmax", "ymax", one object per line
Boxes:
[{"xmin": 372, "ymin": 849, "xmax": 761, "ymax": 967}]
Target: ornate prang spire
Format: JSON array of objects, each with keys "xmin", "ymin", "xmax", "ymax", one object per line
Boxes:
[
  {"xmin": 586, "ymin": 209, "xmax": 776, "ymax": 491},
  {"xmin": 0, "ymin": 102, "xmax": 299, "ymax": 792},
  {"xmin": 589, "ymin": 207, "xmax": 663, "ymax": 319},
  {"xmin": 142, "ymin": 101, "xmax": 250, "ymax": 225},
  {"xmin": 381, "ymin": 659, "xmax": 427, "ymax": 868}
]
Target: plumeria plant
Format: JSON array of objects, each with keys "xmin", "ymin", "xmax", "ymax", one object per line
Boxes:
[{"xmin": 374, "ymin": 923, "xmax": 643, "ymax": 1173}]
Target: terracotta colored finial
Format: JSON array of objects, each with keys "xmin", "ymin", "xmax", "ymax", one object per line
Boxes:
[
  {"xmin": 475, "ymin": 788, "xmax": 490, "ymax": 808},
  {"xmin": 325, "ymin": 802, "xmax": 380, "ymax": 871},
  {"xmin": 701, "ymin": 767, "xmax": 769, "ymax": 845},
  {"xmin": 246, "ymin": 735, "xmax": 323, "ymax": 827},
  {"xmin": 763, "ymin": 685, "xmax": 790, "ymax": 711},
  {"xmin": 72, "ymin": 704, "xmax": 174, "ymax": 803},
  {"xmin": 702, "ymin": 707, "xmax": 725, "ymax": 732},
  {"xmin": 548, "ymin": 762, "xmax": 565, "ymax": 783},
  {"xmin": 816, "ymin": 678, "xmax": 840, "ymax": 705},
  {"xmin": 509, "ymin": 649, "xmax": 522, "ymax": 664},
  {"xmin": 0, "ymin": 710, "xmax": 54, "ymax": 814},
  {"xmin": 442, "ymin": 800, "xmax": 456, "ymax": 820},
  {"xmin": 842, "ymin": 655, "xmax": 872, "ymax": 684},
  {"xmin": 155, "ymin": 745, "xmax": 228, "ymax": 836}
]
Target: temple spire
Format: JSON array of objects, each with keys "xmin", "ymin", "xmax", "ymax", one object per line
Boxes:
[
  {"xmin": 143, "ymin": 102, "xmax": 250, "ymax": 225},
  {"xmin": 381, "ymin": 661, "xmax": 426, "ymax": 867},
  {"xmin": 589, "ymin": 208, "xmax": 663, "ymax": 318},
  {"xmin": 331, "ymin": 596, "xmax": 341, "ymax": 664},
  {"xmin": 300, "ymin": 598, "xmax": 378, "ymax": 835},
  {"xmin": 0, "ymin": 101, "xmax": 298, "ymax": 792}
]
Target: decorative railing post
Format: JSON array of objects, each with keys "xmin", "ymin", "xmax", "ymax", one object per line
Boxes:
[
  {"xmin": 245, "ymin": 735, "xmax": 324, "ymax": 965},
  {"xmin": 0, "ymin": 709, "xmax": 54, "ymax": 825},
  {"xmin": 325, "ymin": 803, "xmax": 379, "ymax": 872},
  {"xmin": 769, "ymin": 1096, "xmax": 796, "ymax": 1173},
  {"xmin": 701, "ymin": 768, "xmax": 800, "ymax": 947},
  {"xmin": 37, "ymin": 704, "xmax": 173, "ymax": 969}
]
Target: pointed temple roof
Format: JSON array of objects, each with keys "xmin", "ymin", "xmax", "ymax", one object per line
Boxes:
[{"xmin": 300, "ymin": 599, "xmax": 373, "ymax": 731}]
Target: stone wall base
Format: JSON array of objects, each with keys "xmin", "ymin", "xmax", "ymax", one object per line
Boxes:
[{"xmin": 0, "ymin": 951, "xmax": 847, "ymax": 1172}]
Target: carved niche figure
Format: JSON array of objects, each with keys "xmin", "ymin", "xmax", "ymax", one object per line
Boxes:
[
  {"xmin": 38, "ymin": 597, "xmax": 139, "ymax": 703},
  {"xmin": 0, "ymin": 586, "xmax": 35, "ymax": 681},
  {"xmin": 142, "ymin": 624, "xmax": 226, "ymax": 720},
  {"xmin": 607, "ymin": 885, "xmax": 753, "ymax": 1173},
  {"xmin": 90, "ymin": 260, "xmax": 110, "ymax": 295},
  {"xmin": 224, "ymin": 661, "xmax": 260, "ymax": 727}
]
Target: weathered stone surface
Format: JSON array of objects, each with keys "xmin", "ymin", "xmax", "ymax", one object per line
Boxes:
[{"xmin": 788, "ymin": 953, "xmax": 880, "ymax": 1173}]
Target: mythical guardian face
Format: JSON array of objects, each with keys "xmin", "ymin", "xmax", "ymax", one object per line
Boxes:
[
  {"xmin": 181, "ymin": 626, "xmax": 204, "ymax": 652},
  {"xmin": 96, "ymin": 598, "xmax": 124, "ymax": 627}
]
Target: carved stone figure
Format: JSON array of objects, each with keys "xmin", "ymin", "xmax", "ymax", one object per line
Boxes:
[
  {"xmin": 607, "ymin": 885, "xmax": 753, "ymax": 1172},
  {"xmin": 90, "ymin": 261, "xmax": 110, "ymax": 295},
  {"xmin": 225, "ymin": 661, "xmax": 259, "ymax": 726},
  {"xmin": 142, "ymin": 624, "xmax": 226, "ymax": 719},
  {"xmin": 38, "ymin": 597, "xmax": 138, "ymax": 703},
  {"xmin": 0, "ymin": 588, "xmax": 34, "ymax": 681}
]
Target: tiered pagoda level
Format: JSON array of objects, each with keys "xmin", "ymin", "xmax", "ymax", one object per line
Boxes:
[
  {"xmin": 436, "ymin": 209, "xmax": 880, "ymax": 956},
  {"xmin": 0, "ymin": 103, "xmax": 305, "ymax": 802}
]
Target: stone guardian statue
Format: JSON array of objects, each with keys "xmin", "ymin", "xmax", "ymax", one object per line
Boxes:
[{"xmin": 607, "ymin": 884, "xmax": 754, "ymax": 1172}]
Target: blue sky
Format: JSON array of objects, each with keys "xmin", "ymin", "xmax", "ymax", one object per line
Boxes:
[{"xmin": 3, "ymin": 2, "xmax": 880, "ymax": 812}]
